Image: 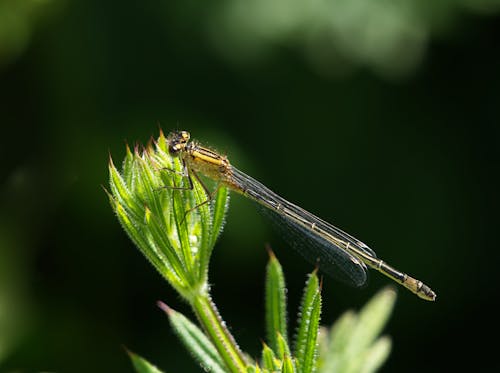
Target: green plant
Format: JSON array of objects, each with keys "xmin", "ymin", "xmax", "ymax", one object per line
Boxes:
[{"xmin": 107, "ymin": 131, "xmax": 396, "ymax": 373}]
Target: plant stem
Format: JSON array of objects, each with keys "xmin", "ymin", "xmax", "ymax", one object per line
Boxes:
[{"xmin": 192, "ymin": 293, "xmax": 247, "ymax": 373}]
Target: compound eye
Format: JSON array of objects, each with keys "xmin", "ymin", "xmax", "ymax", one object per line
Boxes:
[
  {"xmin": 167, "ymin": 130, "xmax": 190, "ymax": 156},
  {"xmin": 168, "ymin": 142, "xmax": 181, "ymax": 156}
]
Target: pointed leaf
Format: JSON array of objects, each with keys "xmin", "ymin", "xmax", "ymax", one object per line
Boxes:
[
  {"xmin": 357, "ymin": 336, "xmax": 392, "ymax": 373},
  {"xmin": 156, "ymin": 129, "xmax": 168, "ymax": 152},
  {"xmin": 352, "ymin": 287, "xmax": 396, "ymax": 350},
  {"xmin": 247, "ymin": 365, "xmax": 262, "ymax": 373},
  {"xmin": 294, "ymin": 271, "xmax": 321, "ymax": 373},
  {"xmin": 108, "ymin": 157, "xmax": 144, "ymax": 220},
  {"xmin": 281, "ymin": 355, "xmax": 296, "ymax": 373},
  {"xmin": 143, "ymin": 207, "xmax": 186, "ymax": 285},
  {"xmin": 161, "ymin": 303, "xmax": 227, "ymax": 373},
  {"xmin": 128, "ymin": 350, "xmax": 165, "ymax": 373},
  {"xmin": 318, "ymin": 288, "xmax": 396, "ymax": 373},
  {"xmin": 276, "ymin": 331, "xmax": 292, "ymax": 361},
  {"xmin": 331, "ymin": 310, "xmax": 357, "ymax": 348},
  {"xmin": 121, "ymin": 144, "xmax": 135, "ymax": 185},
  {"xmin": 265, "ymin": 251, "xmax": 288, "ymax": 353},
  {"xmin": 261, "ymin": 342, "xmax": 281, "ymax": 371},
  {"xmin": 191, "ymin": 176, "xmax": 218, "ymax": 282},
  {"xmin": 211, "ymin": 185, "xmax": 229, "ymax": 248}
]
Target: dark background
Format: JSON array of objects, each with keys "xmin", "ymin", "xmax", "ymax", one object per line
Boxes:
[{"xmin": 1, "ymin": 1, "xmax": 499, "ymax": 372}]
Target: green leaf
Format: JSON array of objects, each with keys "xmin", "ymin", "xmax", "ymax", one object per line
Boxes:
[
  {"xmin": 265, "ymin": 250, "xmax": 288, "ymax": 354},
  {"xmin": 159, "ymin": 302, "xmax": 227, "ymax": 373},
  {"xmin": 128, "ymin": 350, "xmax": 165, "ymax": 373},
  {"xmin": 326, "ymin": 310, "xmax": 357, "ymax": 358},
  {"xmin": 357, "ymin": 336, "xmax": 392, "ymax": 373},
  {"xmin": 246, "ymin": 364, "xmax": 262, "ymax": 373},
  {"xmin": 108, "ymin": 131, "xmax": 230, "ymax": 299},
  {"xmin": 170, "ymin": 174, "xmax": 197, "ymax": 282},
  {"xmin": 281, "ymin": 355, "xmax": 296, "ymax": 373},
  {"xmin": 121, "ymin": 144, "xmax": 135, "ymax": 186},
  {"xmin": 109, "ymin": 156, "xmax": 144, "ymax": 221},
  {"xmin": 276, "ymin": 332, "xmax": 292, "ymax": 361},
  {"xmin": 156, "ymin": 129, "xmax": 168, "ymax": 152},
  {"xmin": 294, "ymin": 271, "xmax": 321, "ymax": 373},
  {"xmin": 142, "ymin": 207, "xmax": 186, "ymax": 286},
  {"xmin": 134, "ymin": 155, "xmax": 167, "ymax": 223},
  {"xmin": 210, "ymin": 185, "xmax": 229, "ymax": 248},
  {"xmin": 318, "ymin": 287, "xmax": 395, "ymax": 373},
  {"xmin": 194, "ymin": 183, "xmax": 227, "ymax": 283},
  {"xmin": 352, "ymin": 286, "xmax": 397, "ymax": 350},
  {"xmin": 113, "ymin": 202, "xmax": 171, "ymax": 282},
  {"xmin": 261, "ymin": 343, "xmax": 280, "ymax": 371}
]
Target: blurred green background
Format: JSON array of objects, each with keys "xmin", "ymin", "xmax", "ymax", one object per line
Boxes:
[{"xmin": 1, "ymin": 0, "xmax": 499, "ymax": 371}]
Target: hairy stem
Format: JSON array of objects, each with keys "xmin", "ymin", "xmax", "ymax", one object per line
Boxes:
[{"xmin": 192, "ymin": 293, "xmax": 247, "ymax": 373}]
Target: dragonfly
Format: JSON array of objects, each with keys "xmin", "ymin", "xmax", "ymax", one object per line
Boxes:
[{"xmin": 165, "ymin": 130, "xmax": 436, "ymax": 301}]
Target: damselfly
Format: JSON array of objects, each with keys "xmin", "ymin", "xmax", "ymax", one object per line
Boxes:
[{"xmin": 166, "ymin": 130, "xmax": 436, "ymax": 301}]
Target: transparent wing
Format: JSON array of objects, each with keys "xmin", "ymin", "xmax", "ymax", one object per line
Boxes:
[
  {"xmin": 229, "ymin": 167, "xmax": 371, "ymax": 287},
  {"xmin": 260, "ymin": 205, "xmax": 369, "ymax": 287}
]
